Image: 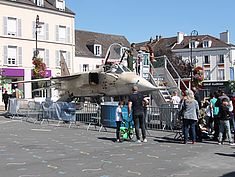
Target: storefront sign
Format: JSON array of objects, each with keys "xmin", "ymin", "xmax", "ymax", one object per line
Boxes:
[{"xmin": 203, "ymin": 82, "xmax": 225, "ymax": 86}]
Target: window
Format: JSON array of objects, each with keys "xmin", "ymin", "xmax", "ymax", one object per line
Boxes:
[
  {"xmin": 36, "ymin": 0, "xmax": 44, "ymax": 6},
  {"xmin": 218, "ymin": 54, "xmax": 224, "ymax": 64},
  {"xmin": 4, "ymin": 17, "xmax": 21, "ymax": 37},
  {"xmin": 7, "ymin": 46, "xmax": 17, "ymax": 65},
  {"xmin": 37, "ymin": 22, "xmax": 45, "ymax": 37},
  {"xmin": 59, "ymin": 25, "xmax": 66, "ymax": 42},
  {"xmin": 94, "ymin": 44, "xmax": 102, "ymax": 56},
  {"xmin": 190, "ymin": 41, "xmax": 195, "ymax": 48},
  {"xmin": 7, "ymin": 17, "xmax": 17, "ymax": 36},
  {"xmin": 56, "ymin": 25, "xmax": 69, "ymax": 43},
  {"xmin": 203, "ymin": 41, "xmax": 209, "ymax": 48},
  {"xmin": 218, "ymin": 69, "xmax": 225, "ymax": 80},
  {"xmin": 204, "ymin": 70, "xmax": 211, "ymax": 80},
  {"xmin": 38, "ymin": 49, "xmax": 45, "ymax": 60},
  {"xmin": 56, "ymin": 50, "xmax": 70, "ymax": 68},
  {"xmin": 56, "ymin": 0, "xmax": 65, "ymax": 11},
  {"xmin": 204, "ymin": 55, "xmax": 210, "ymax": 64},
  {"xmin": 83, "ymin": 64, "xmax": 89, "ymax": 72}
]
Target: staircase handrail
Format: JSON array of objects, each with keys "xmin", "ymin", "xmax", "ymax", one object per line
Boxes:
[{"xmin": 151, "ymin": 55, "xmax": 189, "ymax": 91}]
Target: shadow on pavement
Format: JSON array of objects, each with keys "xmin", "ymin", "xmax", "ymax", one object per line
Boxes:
[
  {"xmin": 97, "ymin": 137, "xmax": 116, "ymax": 142},
  {"xmin": 220, "ymin": 171, "xmax": 235, "ymax": 177},
  {"xmin": 153, "ymin": 136, "xmax": 182, "ymax": 144},
  {"xmin": 215, "ymin": 152, "xmax": 235, "ymax": 158}
]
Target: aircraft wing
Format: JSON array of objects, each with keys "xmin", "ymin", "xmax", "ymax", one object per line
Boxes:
[
  {"xmin": 51, "ymin": 74, "xmax": 81, "ymax": 81},
  {"xmin": 11, "ymin": 78, "xmax": 51, "ymax": 84}
]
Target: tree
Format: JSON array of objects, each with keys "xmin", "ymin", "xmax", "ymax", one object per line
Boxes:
[{"xmin": 153, "ymin": 48, "xmax": 190, "ymax": 78}]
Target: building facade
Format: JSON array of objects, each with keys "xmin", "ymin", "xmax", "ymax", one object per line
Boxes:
[
  {"xmin": 137, "ymin": 31, "xmax": 235, "ymax": 95},
  {"xmin": 0, "ymin": 0, "xmax": 75, "ymax": 102},
  {"xmin": 172, "ymin": 31, "xmax": 235, "ymax": 95},
  {"xmin": 74, "ymin": 30, "xmax": 130, "ymax": 73}
]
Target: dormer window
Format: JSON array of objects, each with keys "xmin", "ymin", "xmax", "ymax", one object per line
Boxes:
[
  {"xmin": 56, "ymin": 0, "xmax": 65, "ymax": 11},
  {"xmin": 94, "ymin": 44, "xmax": 102, "ymax": 56},
  {"xmin": 34, "ymin": 0, "xmax": 44, "ymax": 7},
  {"xmin": 189, "ymin": 40, "xmax": 199, "ymax": 48},
  {"xmin": 203, "ymin": 40, "xmax": 212, "ymax": 48}
]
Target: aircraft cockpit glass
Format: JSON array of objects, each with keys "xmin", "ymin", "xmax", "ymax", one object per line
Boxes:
[
  {"xmin": 107, "ymin": 64, "xmax": 131, "ymax": 74},
  {"xmin": 110, "ymin": 64, "xmax": 123, "ymax": 74},
  {"xmin": 121, "ymin": 65, "xmax": 131, "ymax": 72}
]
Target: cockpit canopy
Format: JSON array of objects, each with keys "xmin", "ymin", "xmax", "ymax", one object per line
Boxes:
[{"xmin": 108, "ymin": 64, "xmax": 131, "ymax": 74}]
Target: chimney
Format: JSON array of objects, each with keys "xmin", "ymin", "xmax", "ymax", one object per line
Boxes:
[
  {"xmin": 220, "ymin": 30, "xmax": 230, "ymax": 44},
  {"xmin": 177, "ymin": 32, "xmax": 184, "ymax": 44},
  {"xmin": 156, "ymin": 35, "xmax": 159, "ymax": 41}
]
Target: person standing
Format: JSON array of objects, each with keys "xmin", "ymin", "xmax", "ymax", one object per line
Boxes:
[
  {"xmin": 210, "ymin": 92, "xmax": 220, "ymax": 139},
  {"xmin": 218, "ymin": 98, "xmax": 234, "ymax": 145},
  {"xmin": 127, "ymin": 43, "xmax": 137, "ymax": 71},
  {"xmin": 171, "ymin": 91, "xmax": 181, "ymax": 108},
  {"xmin": 180, "ymin": 90, "xmax": 199, "ymax": 144},
  {"xmin": 128, "ymin": 85, "xmax": 147, "ymax": 143},
  {"xmin": 115, "ymin": 101, "xmax": 123, "ymax": 142},
  {"xmin": 2, "ymin": 91, "xmax": 10, "ymax": 111}
]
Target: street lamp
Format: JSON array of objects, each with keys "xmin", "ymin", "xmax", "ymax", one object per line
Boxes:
[
  {"xmin": 33, "ymin": 15, "xmax": 41, "ymax": 58},
  {"xmin": 189, "ymin": 30, "xmax": 198, "ymax": 89}
]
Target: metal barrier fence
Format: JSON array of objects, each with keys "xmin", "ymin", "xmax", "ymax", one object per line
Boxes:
[
  {"xmin": 75, "ymin": 103, "xmax": 100, "ymax": 124},
  {"xmin": 146, "ymin": 104, "xmax": 180, "ymax": 131},
  {"xmin": 8, "ymin": 99, "xmax": 180, "ymax": 133}
]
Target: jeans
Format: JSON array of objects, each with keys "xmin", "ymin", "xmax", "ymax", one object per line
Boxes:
[
  {"xmin": 218, "ymin": 120, "xmax": 233, "ymax": 143},
  {"xmin": 133, "ymin": 113, "xmax": 146, "ymax": 140},
  {"xmin": 183, "ymin": 119, "xmax": 197, "ymax": 143}
]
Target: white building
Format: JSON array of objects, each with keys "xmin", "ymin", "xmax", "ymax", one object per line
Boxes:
[
  {"xmin": 172, "ymin": 31, "xmax": 235, "ymax": 95},
  {"xmin": 137, "ymin": 31, "xmax": 235, "ymax": 95},
  {"xmin": 172, "ymin": 31, "xmax": 235, "ymax": 82},
  {"xmin": 0, "ymin": 0, "xmax": 75, "ymax": 102}
]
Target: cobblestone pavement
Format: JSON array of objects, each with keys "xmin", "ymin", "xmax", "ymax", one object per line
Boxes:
[{"xmin": 0, "ymin": 115, "xmax": 234, "ymax": 177}]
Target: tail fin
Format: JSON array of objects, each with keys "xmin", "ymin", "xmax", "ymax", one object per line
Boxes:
[{"xmin": 60, "ymin": 52, "xmax": 70, "ymax": 76}]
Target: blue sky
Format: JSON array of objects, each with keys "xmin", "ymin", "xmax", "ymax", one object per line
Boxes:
[{"xmin": 66, "ymin": 0, "xmax": 235, "ymax": 44}]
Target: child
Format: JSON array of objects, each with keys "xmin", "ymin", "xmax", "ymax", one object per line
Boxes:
[
  {"xmin": 116, "ymin": 101, "xmax": 123, "ymax": 142},
  {"xmin": 218, "ymin": 98, "xmax": 234, "ymax": 145}
]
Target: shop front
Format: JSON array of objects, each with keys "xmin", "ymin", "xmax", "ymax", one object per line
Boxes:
[
  {"xmin": 0, "ymin": 68, "xmax": 52, "ymax": 104},
  {"xmin": 202, "ymin": 81, "xmax": 230, "ymax": 98}
]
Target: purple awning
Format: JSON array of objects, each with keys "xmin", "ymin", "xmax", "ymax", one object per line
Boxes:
[
  {"xmin": 1, "ymin": 68, "xmax": 52, "ymax": 77},
  {"xmin": 1, "ymin": 68, "xmax": 24, "ymax": 77}
]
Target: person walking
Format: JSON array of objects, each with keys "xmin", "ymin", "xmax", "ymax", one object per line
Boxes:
[
  {"xmin": 128, "ymin": 85, "xmax": 147, "ymax": 143},
  {"xmin": 115, "ymin": 101, "xmax": 123, "ymax": 142},
  {"xmin": 180, "ymin": 90, "xmax": 199, "ymax": 144},
  {"xmin": 2, "ymin": 91, "xmax": 10, "ymax": 111}
]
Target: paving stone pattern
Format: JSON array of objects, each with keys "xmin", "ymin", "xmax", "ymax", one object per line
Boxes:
[{"xmin": 0, "ymin": 116, "xmax": 234, "ymax": 177}]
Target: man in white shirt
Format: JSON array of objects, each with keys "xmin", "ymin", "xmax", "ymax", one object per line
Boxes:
[{"xmin": 171, "ymin": 91, "xmax": 181, "ymax": 108}]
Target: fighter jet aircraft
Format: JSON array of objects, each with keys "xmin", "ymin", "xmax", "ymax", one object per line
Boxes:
[{"xmin": 14, "ymin": 43, "xmax": 157, "ymax": 101}]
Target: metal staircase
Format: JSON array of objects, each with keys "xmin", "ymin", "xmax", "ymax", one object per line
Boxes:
[{"xmin": 147, "ymin": 56, "xmax": 188, "ymax": 106}]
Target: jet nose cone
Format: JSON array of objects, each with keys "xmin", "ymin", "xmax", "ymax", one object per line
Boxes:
[{"xmin": 135, "ymin": 77, "xmax": 157, "ymax": 92}]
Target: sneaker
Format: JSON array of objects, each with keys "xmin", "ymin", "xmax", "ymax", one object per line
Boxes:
[
  {"xmin": 143, "ymin": 139, "xmax": 147, "ymax": 143},
  {"xmin": 192, "ymin": 141, "xmax": 196, "ymax": 144},
  {"xmin": 218, "ymin": 142, "xmax": 222, "ymax": 145},
  {"xmin": 116, "ymin": 139, "xmax": 120, "ymax": 143},
  {"xmin": 136, "ymin": 140, "xmax": 141, "ymax": 143},
  {"xmin": 229, "ymin": 143, "xmax": 235, "ymax": 146}
]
